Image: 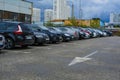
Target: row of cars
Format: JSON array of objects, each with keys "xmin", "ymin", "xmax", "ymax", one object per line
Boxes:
[{"xmin": 0, "ymin": 21, "xmax": 113, "ymax": 50}]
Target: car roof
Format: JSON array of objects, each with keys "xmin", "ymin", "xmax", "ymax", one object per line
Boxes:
[{"xmin": 0, "ymin": 21, "xmax": 30, "ymax": 25}]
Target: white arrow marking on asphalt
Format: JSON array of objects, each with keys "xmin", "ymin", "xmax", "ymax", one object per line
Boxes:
[{"xmin": 68, "ymin": 51, "xmax": 98, "ymax": 66}]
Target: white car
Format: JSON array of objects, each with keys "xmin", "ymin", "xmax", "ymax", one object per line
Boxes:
[{"xmin": 0, "ymin": 34, "xmax": 5, "ymax": 50}]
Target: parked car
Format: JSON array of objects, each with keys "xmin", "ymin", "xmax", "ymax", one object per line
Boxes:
[
  {"xmin": 86, "ymin": 28, "xmax": 99, "ymax": 38},
  {"xmin": 28, "ymin": 24, "xmax": 50, "ymax": 45},
  {"xmin": 48, "ymin": 28, "xmax": 63, "ymax": 42},
  {"xmin": 66, "ymin": 27, "xmax": 80, "ymax": 40},
  {"xmin": 0, "ymin": 34, "xmax": 5, "ymax": 50},
  {"xmin": 36, "ymin": 25, "xmax": 62, "ymax": 43},
  {"xmin": 48, "ymin": 27, "xmax": 72, "ymax": 42},
  {"xmin": 93, "ymin": 29, "xmax": 105, "ymax": 37},
  {"xmin": 0, "ymin": 21, "xmax": 35, "ymax": 49},
  {"xmin": 72, "ymin": 27, "xmax": 86, "ymax": 39},
  {"xmin": 77, "ymin": 27, "xmax": 91, "ymax": 39},
  {"xmin": 103, "ymin": 30, "xmax": 113, "ymax": 36},
  {"xmin": 81, "ymin": 28, "xmax": 93, "ymax": 38},
  {"xmin": 58, "ymin": 27, "xmax": 75, "ymax": 40}
]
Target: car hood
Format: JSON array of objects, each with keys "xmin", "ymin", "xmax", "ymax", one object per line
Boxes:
[{"xmin": 33, "ymin": 32, "xmax": 46, "ymax": 36}]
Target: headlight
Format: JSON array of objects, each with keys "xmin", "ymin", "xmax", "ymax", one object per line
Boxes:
[
  {"xmin": 64, "ymin": 34, "xmax": 70, "ymax": 36},
  {"xmin": 50, "ymin": 34, "xmax": 53, "ymax": 37},
  {"xmin": 80, "ymin": 32, "xmax": 84, "ymax": 35},
  {"xmin": 50, "ymin": 33, "xmax": 54, "ymax": 37},
  {"xmin": 36, "ymin": 35, "xmax": 43, "ymax": 38}
]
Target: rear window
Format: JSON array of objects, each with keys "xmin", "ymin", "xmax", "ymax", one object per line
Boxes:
[
  {"xmin": 20, "ymin": 24, "xmax": 31, "ymax": 31},
  {"xmin": 7, "ymin": 23, "xmax": 18, "ymax": 30},
  {"xmin": 0, "ymin": 23, "xmax": 6, "ymax": 30}
]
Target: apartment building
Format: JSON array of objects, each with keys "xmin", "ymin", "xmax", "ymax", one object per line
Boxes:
[
  {"xmin": 110, "ymin": 13, "xmax": 120, "ymax": 25},
  {"xmin": 53, "ymin": 0, "xmax": 71, "ymax": 20},
  {"xmin": 44, "ymin": 9, "xmax": 53, "ymax": 22},
  {"xmin": 32, "ymin": 8, "xmax": 41, "ymax": 23}
]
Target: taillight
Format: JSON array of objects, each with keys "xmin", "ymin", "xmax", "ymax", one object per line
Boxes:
[
  {"xmin": 74, "ymin": 32, "xmax": 77, "ymax": 36},
  {"xmin": 87, "ymin": 31, "xmax": 90, "ymax": 34},
  {"xmin": 14, "ymin": 25, "xmax": 23, "ymax": 35}
]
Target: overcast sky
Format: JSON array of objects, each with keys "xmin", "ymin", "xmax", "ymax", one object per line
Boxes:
[{"xmin": 27, "ymin": 0, "xmax": 120, "ymax": 22}]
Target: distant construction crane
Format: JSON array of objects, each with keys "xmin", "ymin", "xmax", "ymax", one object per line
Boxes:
[
  {"xmin": 79, "ymin": 0, "xmax": 83, "ymax": 26},
  {"xmin": 79, "ymin": 0, "xmax": 82, "ymax": 19},
  {"xmin": 71, "ymin": 3, "xmax": 74, "ymax": 18}
]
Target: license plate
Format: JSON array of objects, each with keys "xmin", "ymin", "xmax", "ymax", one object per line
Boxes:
[
  {"xmin": 67, "ymin": 38, "xmax": 70, "ymax": 40},
  {"xmin": 72, "ymin": 36, "xmax": 74, "ymax": 39},
  {"xmin": 26, "ymin": 36, "xmax": 32, "ymax": 39},
  {"xmin": 46, "ymin": 38, "xmax": 49, "ymax": 40},
  {"xmin": 59, "ymin": 36, "xmax": 62, "ymax": 39},
  {"xmin": 0, "ymin": 43, "xmax": 4, "ymax": 48}
]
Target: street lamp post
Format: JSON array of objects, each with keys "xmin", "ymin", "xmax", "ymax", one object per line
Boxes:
[
  {"xmin": 79, "ymin": 0, "xmax": 82, "ymax": 19},
  {"xmin": 79, "ymin": 0, "xmax": 82, "ymax": 26}
]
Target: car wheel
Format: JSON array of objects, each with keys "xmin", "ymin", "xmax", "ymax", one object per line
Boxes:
[
  {"xmin": 60, "ymin": 37, "xmax": 63, "ymax": 42},
  {"xmin": 5, "ymin": 38, "xmax": 14, "ymax": 49}
]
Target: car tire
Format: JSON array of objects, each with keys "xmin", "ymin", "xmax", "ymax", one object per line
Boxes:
[
  {"xmin": 60, "ymin": 37, "xmax": 63, "ymax": 42},
  {"xmin": 5, "ymin": 38, "xmax": 15, "ymax": 49}
]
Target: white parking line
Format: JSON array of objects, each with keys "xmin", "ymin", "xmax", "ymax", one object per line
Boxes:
[
  {"xmin": 68, "ymin": 50, "xmax": 98, "ymax": 66},
  {"xmin": 23, "ymin": 52, "xmax": 31, "ymax": 54},
  {"xmin": 47, "ymin": 48, "xmax": 52, "ymax": 50},
  {"xmin": 8, "ymin": 51, "xmax": 32, "ymax": 54},
  {"xmin": 11, "ymin": 51, "xmax": 22, "ymax": 53}
]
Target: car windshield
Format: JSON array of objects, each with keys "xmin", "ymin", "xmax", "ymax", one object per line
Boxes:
[
  {"xmin": 48, "ymin": 28, "xmax": 56, "ymax": 32},
  {"xmin": 54, "ymin": 28, "xmax": 62, "ymax": 32},
  {"xmin": 49, "ymin": 27, "xmax": 61, "ymax": 32},
  {"xmin": 38, "ymin": 25, "xmax": 48, "ymax": 30},
  {"xmin": 59, "ymin": 27, "xmax": 67, "ymax": 31},
  {"xmin": 30, "ymin": 25, "xmax": 40, "ymax": 31},
  {"xmin": 48, "ymin": 28, "xmax": 54, "ymax": 31}
]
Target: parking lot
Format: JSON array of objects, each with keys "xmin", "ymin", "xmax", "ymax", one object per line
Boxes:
[{"xmin": 0, "ymin": 36, "xmax": 120, "ymax": 80}]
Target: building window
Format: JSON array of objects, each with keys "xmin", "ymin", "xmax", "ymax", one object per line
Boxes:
[
  {"xmin": 12, "ymin": 13, "xmax": 19, "ymax": 21},
  {"xmin": 25, "ymin": 15, "xmax": 31, "ymax": 23},
  {"xmin": 19, "ymin": 14, "xmax": 25, "ymax": 22},
  {"xmin": 0, "ymin": 10, "xmax": 3, "ymax": 21}
]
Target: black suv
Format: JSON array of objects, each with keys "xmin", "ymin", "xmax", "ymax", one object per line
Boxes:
[
  {"xmin": 28, "ymin": 24, "xmax": 50, "ymax": 45},
  {"xmin": 0, "ymin": 22, "xmax": 35, "ymax": 49},
  {"xmin": 37, "ymin": 25, "xmax": 62, "ymax": 43}
]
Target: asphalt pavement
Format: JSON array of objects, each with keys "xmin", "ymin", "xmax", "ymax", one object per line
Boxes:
[{"xmin": 0, "ymin": 36, "xmax": 120, "ymax": 80}]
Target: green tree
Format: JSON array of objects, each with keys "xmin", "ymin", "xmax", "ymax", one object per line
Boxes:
[
  {"xmin": 68, "ymin": 17, "xmax": 78, "ymax": 27},
  {"xmin": 44, "ymin": 21, "xmax": 53, "ymax": 27},
  {"xmin": 90, "ymin": 18, "xmax": 100, "ymax": 28}
]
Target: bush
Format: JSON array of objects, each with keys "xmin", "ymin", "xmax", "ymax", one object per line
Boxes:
[{"xmin": 112, "ymin": 30, "xmax": 120, "ymax": 36}]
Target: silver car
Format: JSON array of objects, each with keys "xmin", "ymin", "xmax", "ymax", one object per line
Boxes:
[{"xmin": 0, "ymin": 34, "xmax": 5, "ymax": 50}]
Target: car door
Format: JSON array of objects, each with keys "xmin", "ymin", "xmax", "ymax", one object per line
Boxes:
[{"xmin": 0, "ymin": 22, "xmax": 8, "ymax": 37}]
